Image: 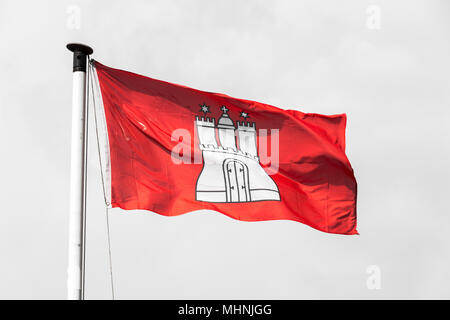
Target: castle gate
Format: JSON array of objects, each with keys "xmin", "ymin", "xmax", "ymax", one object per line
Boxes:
[{"xmin": 223, "ymin": 159, "xmax": 250, "ymax": 202}]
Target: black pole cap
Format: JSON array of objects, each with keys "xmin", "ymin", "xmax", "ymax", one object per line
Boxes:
[{"xmin": 67, "ymin": 43, "xmax": 94, "ymax": 72}]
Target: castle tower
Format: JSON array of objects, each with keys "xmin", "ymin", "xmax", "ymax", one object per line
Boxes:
[
  {"xmin": 217, "ymin": 106, "xmax": 237, "ymax": 150},
  {"xmin": 195, "ymin": 116, "xmax": 217, "ymax": 146},
  {"xmin": 237, "ymin": 122, "xmax": 257, "ymax": 157}
]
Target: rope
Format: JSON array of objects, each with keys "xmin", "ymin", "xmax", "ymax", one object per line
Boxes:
[
  {"xmin": 88, "ymin": 60, "xmax": 116, "ymax": 300},
  {"xmin": 105, "ymin": 207, "xmax": 115, "ymax": 300},
  {"xmin": 89, "ymin": 60, "xmax": 109, "ymax": 206}
]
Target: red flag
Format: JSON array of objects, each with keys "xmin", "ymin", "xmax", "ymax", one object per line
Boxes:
[{"xmin": 94, "ymin": 61, "xmax": 357, "ymax": 235}]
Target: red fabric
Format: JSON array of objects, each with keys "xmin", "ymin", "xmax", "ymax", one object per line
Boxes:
[{"xmin": 94, "ymin": 61, "xmax": 357, "ymax": 235}]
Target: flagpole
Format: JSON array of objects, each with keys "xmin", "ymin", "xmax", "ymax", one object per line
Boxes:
[{"xmin": 66, "ymin": 43, "xmax": 93, "ymax": 300}]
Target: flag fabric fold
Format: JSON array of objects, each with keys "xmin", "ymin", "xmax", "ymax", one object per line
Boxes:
[{"xmin": 93, "ymin": 61, "xmax": 357, "ymax": 235}]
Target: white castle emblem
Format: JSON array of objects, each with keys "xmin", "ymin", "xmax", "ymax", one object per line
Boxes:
[{"xmin": 195, "ymin": 105, "xmax": 280, "ymax": 203}]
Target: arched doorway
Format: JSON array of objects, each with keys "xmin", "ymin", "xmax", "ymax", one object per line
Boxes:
[{"xmin": 223, "ymin": 159, "xmax": 251, "ymax": 202}]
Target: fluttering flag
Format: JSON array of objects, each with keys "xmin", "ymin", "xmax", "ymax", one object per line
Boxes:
[{"xmin": 93, "ymin": 61, "xmax": 357, "ymax": 235}]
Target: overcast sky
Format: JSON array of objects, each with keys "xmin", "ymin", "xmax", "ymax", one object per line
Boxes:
[{"xmin": 0, "ymin": 0, "xmax": 449, "ymax": 299}]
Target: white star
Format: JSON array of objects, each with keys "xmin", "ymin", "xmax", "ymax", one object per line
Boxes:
[
  {"xmin": 199, "ymin": 103, "xmax": 210, "ymax": 115},
  {"xmin": 240, "ymin": 111, "xmax": 249, "ymax": 119}
]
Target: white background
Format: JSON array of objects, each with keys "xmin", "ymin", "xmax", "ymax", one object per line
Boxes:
[{"xmin": 0, "ymin": 0, "xmax": 449, "ymax": 299}]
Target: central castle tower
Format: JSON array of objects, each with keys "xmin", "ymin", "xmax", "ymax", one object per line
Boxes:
[{"xmin": 195, "ymin": 107, "xmax": 280, "ymax": 203}]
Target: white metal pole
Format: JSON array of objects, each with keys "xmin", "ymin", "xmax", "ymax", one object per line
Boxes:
[{"xmin": 66, "ymin": 43, "xmax": 93, "ymax": 300}]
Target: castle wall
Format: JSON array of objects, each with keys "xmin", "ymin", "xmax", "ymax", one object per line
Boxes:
[
  {"xmin": 237, "ymin": 122, "xmax": 257, "ymax": 157},
  {"xmin": 195, "ymin": 114, "xmax": 279, "ymax": 203},
  {"xmin": 196, "ymin": 148, "xmax": 279, "ymax": 202},
  {"xmin": 196, "ymin": 117, "xmax": 217, "ymax": 146},
  {"xmin": 218, "ymin": 127, "xmax": 236, "ymax": 150}
]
